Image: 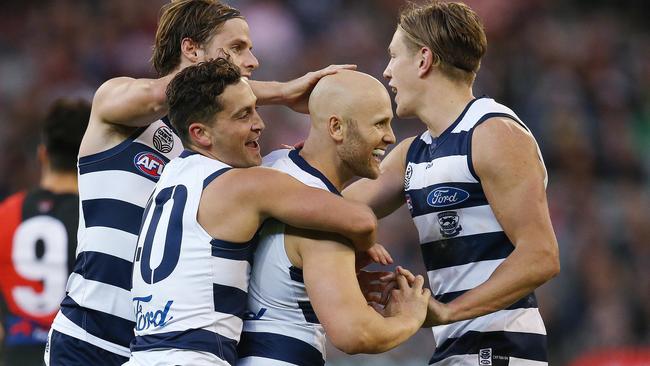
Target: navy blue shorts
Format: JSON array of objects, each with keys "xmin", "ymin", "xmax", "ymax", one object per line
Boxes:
[{"xmin": 45, "ymin": 329, "xmax": 129, "ymax": 366}]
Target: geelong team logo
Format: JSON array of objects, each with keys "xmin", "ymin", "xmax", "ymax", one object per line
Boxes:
[
  {"xmin": 437, "ymin": 211, "xmax": 462, "ymax": 238},
  {"xmin": 134, "ymin": 152, "xmax": 165, "ymax": 179},
  {"xmin": 478, "ymin": 348, "xmax": 493, "ymax": 365},
  {"xmin": 427, "ymin": 186, "xmax": 469, "ymax": 208},
  {"xmin": 153, "ymin": 126, "xmax": 174, "ymax": 153}
]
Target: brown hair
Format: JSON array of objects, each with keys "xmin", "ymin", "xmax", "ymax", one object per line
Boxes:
[
  {"xmin": 42, "ymin": 98, "xmax": 91, "ymax": 171},
  {"xmin": 398, "ymin": 1, "xmax": 487, "ymax": 83},
  {"xmin": 152, "ymin": 0, "xmax": 242, "ymax": 76},
  {"xmin": 166, "ymin": 58, "xmax": 242, "ymax": 146}
]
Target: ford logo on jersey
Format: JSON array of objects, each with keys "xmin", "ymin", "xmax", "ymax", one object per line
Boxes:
[
  {"xmin": 134, "ymin": 152, "xmax": 165, "ymax": 179},
  {"xmin": 426, "ymin": 186, "xmax": 469, "ymax": 208},
  {"xmin": 133, "ymin": 295, "xmax": 174, "ymax": 331}
]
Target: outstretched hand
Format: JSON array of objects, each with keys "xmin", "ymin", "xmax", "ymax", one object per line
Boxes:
[{"xmin": 281, "ymin": 64, "xmax": 357, "ymax": 113}]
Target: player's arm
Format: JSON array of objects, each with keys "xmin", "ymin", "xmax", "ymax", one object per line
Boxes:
[
  {"xmin": 422, "ymin": 118, "xmax": 560, "ymax": 326},
  {"xmin": 233, "ymin": 167, "xmax": 377, "ymax": 250},
  {"xmin": 298, "ymin": 232, "xmax": 429, "ymax": 354},
  {"xmin": 91, "ymin": 74, "xmax": 175, "ymax": 127},
  {"xmin": 248, "ymin": 64, "xmax": 356, "ymax": 113},
  {"xmin": 343, "ymin": 137, "xmax": 414, "ymax": 218}
]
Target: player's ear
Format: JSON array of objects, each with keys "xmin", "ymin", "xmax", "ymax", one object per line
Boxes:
[
  {"xmin": 418, "ymin": 47, "xmax": 435, "ymax": 77},
  {"xmin": 188, "ymin": 122, "xmax": 212, "ymax": 148},
  {"xmin": 328, "ymin": 115, "xmax": 344, "ymax": 143},
  {"xmin": 181, "ymin": 38, "xmax": 203, "ymax": 63}
]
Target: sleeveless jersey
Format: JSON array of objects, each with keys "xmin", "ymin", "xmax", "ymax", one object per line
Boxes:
[
  {"xmin": 50, "ymin": 119, "xmax": 182, "ymax": 357},
  {"xmin": 0, "ymin": 189, "xmax": 77, "ymax": 351},
  {"xmin": 237, "ymin": 149, "xmax": 329, "ymax": 366},
  {"xmin": 404, "ymin": 97, "xmax": 549, "ymax": 365},
  {"xmin": 128, "ymin": 150, "xmax": 255, "ymax": 366}
]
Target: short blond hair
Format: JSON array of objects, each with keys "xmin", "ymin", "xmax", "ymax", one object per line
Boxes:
[{"xmin": 398, "ymin": 1, "xmax": 487, "ymax": 84}]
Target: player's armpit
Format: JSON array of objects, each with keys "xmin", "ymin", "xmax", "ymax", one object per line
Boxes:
[
  {"xmin": 237, "ymin": 167, "xmax": 377, "ymax": 250},
  {"xmin": 343, "ymin": 136, "xmax": 415, "ymax": 219}
]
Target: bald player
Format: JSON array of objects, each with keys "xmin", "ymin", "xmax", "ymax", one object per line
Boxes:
[{"xmin": 237, "ymin": 71, "xmax": 431, "ymax": 366}]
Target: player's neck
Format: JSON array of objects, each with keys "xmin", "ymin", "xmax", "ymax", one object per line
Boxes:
[
  {"xmin": 299, "ymin": 140, "xmax": 349, "ymax": 191},
  {"xmin": 40, "ymin": 170, "xmax": 78, "ymax": 194},
  {"xmin": 417, "ymin": 79, "xmax": 474, "ymax": 137}
]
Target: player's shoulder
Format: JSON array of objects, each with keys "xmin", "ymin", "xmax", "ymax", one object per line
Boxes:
[
  {"xmin": 262, "ymin": 148, "xmax": 291, "ymax": 168},
  {"xmin": 473, "ymin": 116, "xmax": 536, "ymax": 152},
  {"xmin": 0, "ymin": 191, "xmax": 26, "ymax": 214}
]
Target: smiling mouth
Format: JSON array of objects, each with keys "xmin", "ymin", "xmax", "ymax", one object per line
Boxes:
[
  {"xmin": 371, "ymin": 148, "xmax": 385, "ymax": 163},
  {"xmin": 245, "ymin": 140, "xmax": 259, "ymax": 149}
]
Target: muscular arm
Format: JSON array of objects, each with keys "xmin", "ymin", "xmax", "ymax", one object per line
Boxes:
[
  {"xmin": 297, "ymin": 232, "xmax": 426, "ymax": 354},
  {"xmin": 248, "ymin": 64, "xmax": 356, "ymax": 114},
  {"xmin": 201, "ymin": 167, "xmax": 377, "ymax": 250},
  {"xmin": 79, "ymin": 75, "xmax": 176, "ymax": 156},
  {"xmin": 343, "ymin": 137, "xmax": 415, "ymax": 218},
  {"xmin": 424, "ymin": 118, "xmax": 560, "ymax": 326},
  {"xmin": 92, "ymin": 75, "xmax": 174, "ymax": 128}
]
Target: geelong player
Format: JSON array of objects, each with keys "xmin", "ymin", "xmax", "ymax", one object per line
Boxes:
[
  {"xmin": 0, "ymin": 99, "xmax": 89, "ymax": 366},
  {"xmin": 237, "ymin": 70, "xmax": 431, "ymax": 366},
  {"xmin": 345, "ymin": 2, "xmax": 560, "ymax": 365},
  {"xmin": 46, "ymin": 1, "xmax": 356, "ymax": 365},
  {"xmin": 126, "ymin": 59, "xmax": 378, "ymax": 366}
]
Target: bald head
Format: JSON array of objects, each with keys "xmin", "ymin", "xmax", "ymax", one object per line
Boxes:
[{"xmin": 309, "ymin": 70, "xmax": 392, "ymax": 126}]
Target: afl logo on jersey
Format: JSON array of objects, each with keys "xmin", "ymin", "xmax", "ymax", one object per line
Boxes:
[
  {"xmin": 153, "ymin": 126, "xmax": 174, "ymax": 153},
  {"xmin": 427, "ymin": 187, "xmax": 469, "ymax": 208},
  {"xmin": 134, "ymin": 152, "xmax": 165, "ymax": 179}
]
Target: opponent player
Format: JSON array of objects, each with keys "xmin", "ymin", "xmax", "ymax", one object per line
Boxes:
[
  {"xmin": 0, "ymin": 99, "xmax": 89, "ymax": 366},
  {"xmin": 46, "ymin": 1, "xmax": 356, "ymax": 365},
  {"xmin": 126, "ymin": 58, "xmax": 378, "ymax": 366},
  {"xmin": 237, "ymin": 70, "xmax": 431, "ymax": 366},
  {"xmin": 344, "ymin": 2, "xmax": 560, "ymax": 365}
]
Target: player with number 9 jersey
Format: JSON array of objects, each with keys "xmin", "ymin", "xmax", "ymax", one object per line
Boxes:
[
  {"xmin": 0, "ymin": 189, "xmax": 78, "ymax": 365},
  {"xmin": 0, "ymin": 99, "xmax": 89, "ymax": 366}
]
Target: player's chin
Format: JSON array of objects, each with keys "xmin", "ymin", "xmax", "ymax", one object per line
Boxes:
[
  {"xmin": 249, "ymin": 153, "xmax": 262, "ymax": 167},
  {"xmin": 395, "ymin": 103, "xmax": 414, "ymax": 119},
  {"xmin": 359, "ymin": 164, "xmax": 380, "ymax": 180}
]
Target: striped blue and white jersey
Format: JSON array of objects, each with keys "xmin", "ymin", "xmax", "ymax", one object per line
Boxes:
[
  {"xmin": 128, "ymin": 150, "xmax": 255, "ymax": 366},
  {"xmin": 404, "ymin": 98, "xmax": 549, "ymax": 366},
  {"xmin": 237, "ymin": 149, "xmax": 328, "ymax": 366},
  {"xmin": 51, "ymin": 119, "xmax": 182, "ymax": 357}
]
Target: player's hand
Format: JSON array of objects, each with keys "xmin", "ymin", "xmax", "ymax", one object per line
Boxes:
[
  {"xmin": 383, "ymin": 273, "xmax": 430, "ymax": 327},
  {"xmin": 280, "ymin": 140, "xmax": 305, "ymax": 150},
  {"xmin": 356, "ymin": 244, "xmax": 393, "ymax": 272},
  {"xmin": 280, "ymin": 64, "xmax": 357, "ymax": 113},
  {"xmin": 396, "ymin": 266, "xmax": 453, "ymax": 326},
  {"xmin": 424, "ymin": 297, "xmax": 453, "ymax": 327},
  {"xmin": 357, "ymin": 270, "xmax": 395, "ymax": 305},
  {"xmin": 395, "ymin": 266, "xmax": 416, "ymax": 284}
]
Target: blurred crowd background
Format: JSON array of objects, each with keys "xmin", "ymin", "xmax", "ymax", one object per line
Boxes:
[{"xmin": 1, "ymin": 0, "xmax": 648, "ymax": 364}]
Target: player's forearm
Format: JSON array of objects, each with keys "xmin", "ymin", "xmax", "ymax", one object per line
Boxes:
[
  {"xmin": 292, "ymin": 200, "xmax": 377, "ymax": 251},
  {"xmin": 331, "ymin": 309, "xmax": 420, "ymax": 354},
  {"xmin": 426, "ymin": 245, "xmax": 559, "ymax": 327},
  {"xmin": 248, "ymin": 80, "xmax": 285, "ymax": 105}
]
